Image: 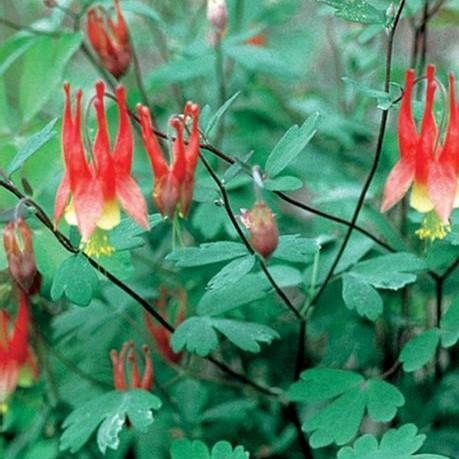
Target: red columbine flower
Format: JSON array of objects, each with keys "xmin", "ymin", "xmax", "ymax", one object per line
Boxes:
[
  {"xmin": 0, "ymin": 290, "xmax": 39, "ymax": 413},
  {"xmin": 381, "ymin": 64, "xmax": 457, "ymax": 241},
  {"xmin": 3, "ymin": 219, "xmax": 41, "ymax": 295},
  {"xmin": 86, "ymin": 0, "xmax": 131, "ymax": 79},
  {"xmin": 137, "ymin": 102, "xmax": 201, "ymax": 219},
  {"xmin": 241, "ymin": 201, "xmax": 279, "ymax": 258},
  {"xmin": 144, "ymin": 287, "xmax": 186, "ymax": 364},
  {"xmin": 110, "ymin": 342, "xmax": 153, "ymax": 391},
  {"xmin": 54, "ymin": 81, "xmax": 148, "ymax": 256}
]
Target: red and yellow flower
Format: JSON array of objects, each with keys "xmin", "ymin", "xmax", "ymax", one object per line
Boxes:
[
  {"xmin": 54, "ymin": 81, "xmax": 148, "ymax": 256},
  {"xmin": 3, "ymin": 218, "xmax": 41, "ymax": 295},
  {"xmin": 144, "ymin": 286, "xmax": 186, "ymax": 364},
  {"xmin": 0, "ymin": 290, "xmax": 38, "ymax": 413},
  {"xmin": 86, "ymin": 0, "xmax": 131, "ymax": 79},
  {"xmin": 381, "ymin": 64, "xmax": 457, "ymax": 241},
  {"xmin": 110, "ymin": 342, "xmax": 153, "ymax": 391},
  {"xmin": 137, "ymin": 102, "xmax": 200, "ymax": 219}
]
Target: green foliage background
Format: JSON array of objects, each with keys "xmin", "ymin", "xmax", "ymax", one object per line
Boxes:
[{"xmin": 1, "ymin": 0, "xmax": 459, "ymax": 458}]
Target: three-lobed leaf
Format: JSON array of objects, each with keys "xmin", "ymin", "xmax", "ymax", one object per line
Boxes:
[
  {"xmin": 60, "ymin": 390, "xmax": 162, "ymax": 454},
  {"xmin": 51, "ymin": 254, "xmax": 99, "ymax": 307},
  {"xmin": 337, "ymin": 424, "xmax": 448, "ymax": 459},
  {"xmin": 287, "ymin": 369, "xmax": 405, "ymax": 448},
  {"xmin": 171, "ymin": 317, "xmax": 279, "ymax": 356},
  {"xmin": 170, "ymin": 439, "xmax": 249, "ymax": 459}
]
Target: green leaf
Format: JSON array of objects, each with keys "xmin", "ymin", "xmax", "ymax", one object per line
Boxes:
[
  {"xmin": 166, "ymin": 241, "xmax": 247, "ymax": 267},
  {"xmin": 211, "ymin": 319, "xmax": 280, "ymax": 353},
  {"xmin": 170, "ymin": 439, "xmax": 249, "ymax": 459},
  {"xmin": 337, "ymin": 424, "xmax": 448, "ymax": 459},
  {"xmin": 263, "ymin": 176, "xmax": 304, "ymax": 191},
  {"xmin": 342, "ymin": 77, "xmax": 391, "ymax": 108},
  {"xmin": 20, "ymin": 33, "xmax": 82, "ymax": 123},
  {"xmin": 265, "ymin": 113, "xmax": 319, "ymax": 177},
  {"xmin": 351, "ymin": 253, "xmax": 426, "ymax": 290},
  {"xmin": 440, "ymin": 296, "xmax": 459, "ymax": 348},
  {"xmin": 342, "ymin": 274, "xmax": 383, "ymax": 321},
  {"xmin": 171, "ymin": 316, "xmax": 279, "ymax": 356},
  {"xmin": 50, "ymin": 254, "xmax": 99, "ymax": 307},
  {"xmin": 108, "ymin": 214, "xmax": 163, "ymax": 251},
  {"xmin": 400, "ymin": 329, "xmax": 441, "ymax": 372},
  {"xmin": 274, "ymin": 234, "xmax": 320, "ymax": 263},
  {"xmin": 171, "ymin": 317, "xmax": 218, "ymax": 357},
  {"xmin": 60, "ymin": 390, "xmax": 162, "ymax": 454},
  {"xmin": 318, "ymin": 0, "xmax": 386, "ymax": 25},
  {"xmin": 207, "ymin": 255, "xmax": 256, "ymax": 290},
  {"xmin": 6, "ymin": 118, "xmax": 58, "ymax": 176},
  {"xmin": 288, "ymin": 369, "xmax": 404, "ymax": 447},
  {"xmin": 0, "ymin": 34, "xmax": 34, "ymax": 78},
  {"xmin": 205, "ymin": 92, "xmax": 241, "ymax": 136},
  {"xmin": 365, "ymin": 379, "xmax": 404, "ymax": 422},
  {"xmin": 197, "ymin": 274, "xmax": 269, "ymax": 316},
  {"xmin": 288, "ymin": 369, "xmax": 364, "ymax": 403}
]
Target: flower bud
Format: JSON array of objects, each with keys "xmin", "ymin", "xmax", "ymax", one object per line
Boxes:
[
  {"xmin": 207, "ymin": 0, "xmax": 228, "ymax": 36},
  {"xmin": 241, "ymin": 202, "xmax": 279, "ymax": 259},
  {"xmin": 86, "ymin": 0, "xmax": 131, "ymax": 79},
  {"xmin": 3, "ymin": 219, "xmax": 40, "ymax": 295}
]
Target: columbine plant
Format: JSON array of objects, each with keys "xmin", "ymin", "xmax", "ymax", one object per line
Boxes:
[
  {"xmin": 54, "ymin": 81, "xmax": 148, "ymax": 257},
  {"xmin": 381, "ymin": 64, "xmax": 457, "ymax": 241}
]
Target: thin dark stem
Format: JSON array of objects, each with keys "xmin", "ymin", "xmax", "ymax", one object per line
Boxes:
[
  {"xmin": 199, "ymin": 153, "xmax": 303, "ymax": 321},
  {"xmin": 0, "ymin": 177, "xmax": 277, "ymax": 398},
  {"xmin": 442, "ymin": 256, "xmax": 459, "ymax": 280},
  {"xmin": 283, "ymin": 404, "xmax": 314, "ymax": 459}
]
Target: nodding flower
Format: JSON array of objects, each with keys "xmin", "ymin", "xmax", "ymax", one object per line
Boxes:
[
  {"xmin": 144, "ymin": 287, "xmax": 186, "ymax": 364},
  {"xmin": 241, "ymin": 201, "xmax": 279, "ymax": 259},
  {"xmin": 110, "ymin": 342, "xmax": 153, "ymax": 391},
  {"xmin": 54, "ymin": 81, "xmax": 148, "ymax": 257},
  {"xmin": 137, "ymin": 102, "xmax": 200, "ymax": 219},
  {"xmin": 86, "ymin": 0, "xmax": 131, "ymax": 79},
  {"xmin": 381, "ymin": 64, "xmax": 457, "ymax": 242},
  {"xmin": 3, "ymin": 218, "xmax": 41, "ymax": 295},
  {"xmin": 0, "ymin": 290, "xmax": 39, "ymax": 413}
]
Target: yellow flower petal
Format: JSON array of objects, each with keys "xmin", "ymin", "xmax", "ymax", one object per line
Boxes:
[
  {"xmin": 97, "ymin": 200, "xmax": 121, "ymax": 231},
  {"xmin": 410, "ymin": 182, "xmax": 434, "ymax": 213}
]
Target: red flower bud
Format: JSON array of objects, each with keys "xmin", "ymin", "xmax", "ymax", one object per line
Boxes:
[
  {"xmin": 3, "ymin": 219, "xmax": 41, "ymax": 295},
  {"xmin": 0, "ymin": 290, "xmax": 39, "ymax": 408},
  {"xmin": 241, "ymin": 202, "xmax": 279, "ymax": 259},
  {"xmin": 86, "ymin": 0, "xmax": 131, "ymax": 79},
  {"xmin": 110, "ymin": 342, "xmax": 153, "ymax": 391},
  {"xmin": 144, "ymin": 287, "xmax": 186, "ymax": 364},
  {"xmin": 207, "ymin": 0, "xmax": 228, "ymax": 36}
]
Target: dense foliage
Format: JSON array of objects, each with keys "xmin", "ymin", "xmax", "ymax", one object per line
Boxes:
[{"xmin": 1, "ymin": 0, "xmax": 459, "ymax": 458}]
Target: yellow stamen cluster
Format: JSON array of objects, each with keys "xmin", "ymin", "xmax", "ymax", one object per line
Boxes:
[
  {"xmin": 82, "ymin": 229, "xmax": 115, "ymax": 258},
  {"xmin": 415, "ymin": 212, "xmax": 451, "ymax": 243}
]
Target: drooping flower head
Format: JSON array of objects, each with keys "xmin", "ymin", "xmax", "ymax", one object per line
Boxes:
[
  {"xmin": 110, "ymin": 342, "xmax": 153, "ymax": 391},
  {"xmin": 241, "ymin": 201, "xmax": 279, "ymax": 259},
  {"xmin": 3, "ymin": 219, "xmax": 41, "ymax": 295},
  {"xmin": 86, "ymin": 0, "xmax": 131, "ymax": 79},
  {"xmin": 54, "ymin": 81, "xmax": 148, "ymax": 256},
  {"xmin": 381, "ymin": 64, "xmax": 457, "ymax": 241},
  {"xmin": 137, "ymin": 102, "xmax": 200, "ymax": 219},
  {"xmin": 144, "ymin": 286, "xmax": 186, "ymax": 364},
  {"xmin": 0, "ymin": 290, "xmax": 39, "ymax": 413}
]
